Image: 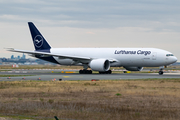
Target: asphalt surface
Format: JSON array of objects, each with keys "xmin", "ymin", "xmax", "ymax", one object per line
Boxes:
[{"xmin": 0, "ymin": 69, "xmax": 180, "ymax": 81}]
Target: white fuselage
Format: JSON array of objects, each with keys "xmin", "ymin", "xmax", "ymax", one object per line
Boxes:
[
  {"xmin": 9, "ymin": 22, "xmax": 178, "ymax": 74},
  {"xmin": 50, "ymin": 48, "xmax": 177, "ymax": 67}
]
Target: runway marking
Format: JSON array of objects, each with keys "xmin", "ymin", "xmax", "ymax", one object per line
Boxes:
[
  {"xmin": 63, "ymin": 76, "xmax": 70, "ymax": 78},
  {"xmin": 65, "ymin": 71, "xmax": 75, "ymax": 73}
]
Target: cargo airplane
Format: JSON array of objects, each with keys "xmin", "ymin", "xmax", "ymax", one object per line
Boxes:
[{"xmin": 8, "ymin": 22, "xmax": 177, "ymax": 75}]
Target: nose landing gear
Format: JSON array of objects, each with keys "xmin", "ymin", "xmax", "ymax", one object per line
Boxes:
[
  {"xmin": 159, "ymin": 70, "xmax": 163, "ymax": 75},
  {"xmin": 158, "ymin": 68, "xmax": 164, "ymax": 75}
]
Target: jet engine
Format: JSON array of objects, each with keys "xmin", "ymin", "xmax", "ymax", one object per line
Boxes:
[
  {"xmin": 89, "ymin": 59, "xmax": 110, "ymax": 72},
  {"xmin": 124, "ymin": 67, "xmax": 143, "ymax": 71}
]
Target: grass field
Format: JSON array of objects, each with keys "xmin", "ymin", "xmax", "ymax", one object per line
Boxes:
[
  {"xmin": 0, "ymin": 65, "xmax": 83, "ymax": 70},
  {"xmin": 0, "ymin": 65, "xmax": 179, "ymax": 70},
  {"xmin": 0, "ymin": 75, "xmax": 34, "ymax": 77},
  {"xmin": 0, "ymin": 79, "xmax": 180, "ymax": 120}
]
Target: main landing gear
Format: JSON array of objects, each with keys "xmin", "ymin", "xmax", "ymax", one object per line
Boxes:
[
  {"xmin": 158, "ymin": 68, "xmax": 164, "ymax": 75},
  {"xmin": 79, "ymin": 64, "xmax": 92, "ymax": 74},
  {"xmin": 79, "ymin": 64, "xmax": 112, "ymax": 74},
  {"xmin": 79, "ymin": 69, "xmax": 112, "ymax": 74},
  {"xmin": 99, "ymin": 70, "xmax": 112, "ymax": 74},
  {"xmin": 79, "ymin": 69, "xmax": 92, "ymax": 74}
]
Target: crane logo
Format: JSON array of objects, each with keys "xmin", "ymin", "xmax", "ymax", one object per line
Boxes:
[{"xmin": 34, "ymin": 35, "xmax": 43, "ymax": 48}]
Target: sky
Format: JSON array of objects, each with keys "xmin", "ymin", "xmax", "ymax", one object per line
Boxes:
[{"xmin": 0, "ymin": 0, "xmax": 180, "ymax": 60}]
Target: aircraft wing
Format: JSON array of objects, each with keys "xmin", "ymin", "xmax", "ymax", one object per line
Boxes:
[
  {"xmin": 7, "ymin": 48, "xmax": 91, "ymax": 61},
  {"xmin": 7, "ymin": 48, "xmax": 118, "ymax": 63}
]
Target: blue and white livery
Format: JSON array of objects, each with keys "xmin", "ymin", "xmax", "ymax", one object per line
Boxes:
[{"xmin": 8, "ymin": 22, "xmax": 177, "ymax": 75}]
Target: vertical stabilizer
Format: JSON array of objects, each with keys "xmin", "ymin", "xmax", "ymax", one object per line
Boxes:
[{"xmin": 28, "ymin": 22, "xmax": 51, "ymax": 51}]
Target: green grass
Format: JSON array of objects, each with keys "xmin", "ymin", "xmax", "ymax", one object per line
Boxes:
[
  {"xmin": 0, "ymin": 70, "xmax": 12, "ymax": 72},
  {"xmin": 0, "ymin": 114, "xmax": 54, "ymax": 120},
  {"xmin": 1, "ymin": 79, "xmax": 180, "ymax": 120},
  {"xmin": 0, "ymin": 75, "xmax": 34, "ymax": 77},
  {"xmin": 0, "ymin": 64, "xmax": 179, "ymax": 70}
]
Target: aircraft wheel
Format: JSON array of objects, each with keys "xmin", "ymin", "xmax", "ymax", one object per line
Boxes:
[
  {"xmin": 159, "ymin": 71, "xmax": 163, "ymax": 75},
  {"xmin": 84, "ymin": 70, "xmax": 88, "ymax": 74},
  {"xmin": 99, "ymin": 70, "xmax": 112, "ymax": 74},
  {"xmin": 79, "ymin": 70, "xmax": 92, "ymax": 74},
  {"xmin": 99, "ymin": 71, "xmax": 104, "ymax": 74},
  {"xmin": 108, "ymin": 70, "xmax": 112, "ymax": 74},
  {"xmin": 79, "ymin": 70, "xmax": 83, "ymax": 74}
]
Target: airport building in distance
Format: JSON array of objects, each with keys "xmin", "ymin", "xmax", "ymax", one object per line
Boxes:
[{"xmin": 0, "ymin": 54, "xmax": 55, "ymax": 65}]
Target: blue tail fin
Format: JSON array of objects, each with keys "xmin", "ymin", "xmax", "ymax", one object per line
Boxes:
[{"xmin": 28, "ymin": 22, "xmax": 51, "ymax": 51}]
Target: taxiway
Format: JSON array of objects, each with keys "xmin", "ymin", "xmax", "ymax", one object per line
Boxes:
[{"xmin": 0, "ymin": 69, "xmax": 180, "ymax": 81}]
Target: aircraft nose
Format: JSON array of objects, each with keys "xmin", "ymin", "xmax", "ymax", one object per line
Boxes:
[{"xmin": 172, "ymin": 56, "xmax": 177, "ymax": 63}]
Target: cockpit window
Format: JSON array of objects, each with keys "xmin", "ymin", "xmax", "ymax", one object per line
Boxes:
[{"xmin": 166, "ymin": 54, "xmax": 174, "ymax": 56}]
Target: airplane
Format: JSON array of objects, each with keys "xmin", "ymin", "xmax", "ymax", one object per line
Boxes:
[{"xmin": 7, "ymin": 22, "xmax": 177, "ymax": 75}]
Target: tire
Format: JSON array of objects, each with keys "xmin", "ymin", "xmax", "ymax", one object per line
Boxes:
[
  {"xmin": 79, "ymin": 70, "xmax": 83, "ymax": 74},
  {"xmin": 84, "ymin": 70, "xmax": 88, "ymax": 74},
  {"xmin": 108, "ymin": 70, "xmax": 112, "ymax": 74},
  {"xmin": 79, "ymin": 70, "xmax": 92, "ymax": 74},
  {"xmin": 99, "ymin": 71, "xmax": 111, "ymax": 74},
  {"xmin": 159, "ymin": 71, "xmax": 163, "ymax": 75}
]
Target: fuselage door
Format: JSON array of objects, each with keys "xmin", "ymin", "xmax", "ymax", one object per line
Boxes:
[{"xmin": 152, "ymin": 52, "xmax": 157, "ymax": 60}]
